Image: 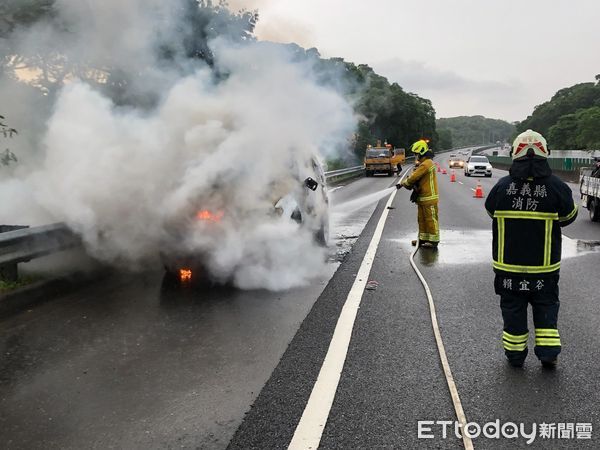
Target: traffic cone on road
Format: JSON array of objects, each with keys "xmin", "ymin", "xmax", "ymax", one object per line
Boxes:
[
  {"xmin": 474, "ymin": 181, "xmax": 485, "ymax": 198},
  {"xmin": 436, "ymin": 163, "xmax": 441, "ymax": 172},
  {"xmin": 442, "ymin": 168, "xmax": 447, "ymax": 175},
  {"xmin": 450, "ymin": 170, "xmax": 456, "ymax": 182}
]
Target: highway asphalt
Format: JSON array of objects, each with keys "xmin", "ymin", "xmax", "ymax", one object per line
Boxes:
[
  {"xmin": 229, "ymin": 154, "xmax": 600, "ymax": 449},
  {"xmin": 0, "ymin": 171, "xmax": 396, "ymax": 449},
  {"xmin": 1, "ymin": 155, "xmax": 599, "ymax": 449}
]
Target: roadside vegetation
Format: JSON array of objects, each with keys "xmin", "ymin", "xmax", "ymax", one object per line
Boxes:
[
  {"xmin": 517, "ymin": 75, "xmax": 600, "ymax": 150},
  {"xmin": 0, "ymin": 275, "xmax": 41, "ymax": 294},
  {"xmin": 436, "ymin": 116, "xmax": 516, "ymax": 149}
]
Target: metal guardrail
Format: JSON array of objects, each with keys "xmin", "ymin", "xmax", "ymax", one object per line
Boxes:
[
  {"xmin": 0, "ymin": 223, "xmax": 79, "ymax": 282},
  {"xmin": 324, "ymin": 165, "xmax": 364, "ymax": 180},
  {"xmin": 487, "ymin": 155, "xmax": 596, "ymax": 173},
  {"xmin": 323, "ymin": 148, "xmax": 478, "ymax": 181}
]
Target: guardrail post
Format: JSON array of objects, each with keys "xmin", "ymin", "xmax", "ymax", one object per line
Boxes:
[
  {"xmin": 0, "ymin": 263, "xmax": 18, "ymax": 283},
  {"xmin": 0, "ymin": 224, "xmax": 29, "ymax": 283}
]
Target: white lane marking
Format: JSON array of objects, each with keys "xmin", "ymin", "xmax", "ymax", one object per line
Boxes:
[
  {"xmin": 470, "ymin": 188, "xmax": 476, "ymax": 192},
  {"xmin": 458, "ymin": 181, "xmax": 464, "ymax": 185},
  {"xmin": 409, "ymin": 247, "xmax": 474, "ymax": 450},
  {"xmin": 288, "ymin": 170, "xmax": 408, "ymax": 450}
]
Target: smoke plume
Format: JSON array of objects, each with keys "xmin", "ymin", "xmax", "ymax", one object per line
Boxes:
[{"xmin": 0, "ymin": 1, "xmax": 356, "ymax": 290}]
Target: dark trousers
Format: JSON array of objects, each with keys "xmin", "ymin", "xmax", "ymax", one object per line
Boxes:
[{"xmin": 494, "ymin": 274, "xmax": 561, "ymax": 363}]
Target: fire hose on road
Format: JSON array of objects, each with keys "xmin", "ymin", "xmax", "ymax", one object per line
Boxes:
[
  {"xmin": 288, "ymin": 164, "xmax": 473, "ymax": 449},
  {"xmin": 409, "ymin": 241, "xmax": 474, "ymax": 449}
]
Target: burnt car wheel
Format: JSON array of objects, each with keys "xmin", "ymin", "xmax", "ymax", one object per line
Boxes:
[
  {"xmin": 315, "ymin": 218, "xmax": 329, "ymax": 246},
  {"xmin": 315, "ymin": 218, "xmax": 329, "ymax": 247}
]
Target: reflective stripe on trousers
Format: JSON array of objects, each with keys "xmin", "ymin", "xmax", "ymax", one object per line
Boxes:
[{"xmin": 417, "ymin": 203, "xmax": 440, "ymax": 242}]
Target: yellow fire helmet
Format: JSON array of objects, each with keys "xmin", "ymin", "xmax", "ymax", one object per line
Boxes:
[
  {"xmin": 512, "ymin": 129, "xmax": 549, "ymax": 160},
  {"xmin": 410, "ymin": 139, "xmax": 429, "ymax": 156}
]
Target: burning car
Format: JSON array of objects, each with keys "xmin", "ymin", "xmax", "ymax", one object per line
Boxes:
[{"xmin": 160, "ymin": 156, "xmax": 330, "ymax": 285}]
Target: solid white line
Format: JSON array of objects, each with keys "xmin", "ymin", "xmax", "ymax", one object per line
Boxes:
[
  {"xmin": 288, "ymin": 170, "xmax": 408, "ymax": 450},
  {"xmin": 409, "ymin": 247, "xmax": 474, "ymax": 450}
]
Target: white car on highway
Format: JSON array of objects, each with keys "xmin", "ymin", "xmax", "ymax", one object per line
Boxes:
[
  {"xmin": 464, "ymin": 155, "xmax": 492, "ymax": 177},
  {"xmin": 448, "ymin": 153, "xmax": 465, "ymax": 169}
]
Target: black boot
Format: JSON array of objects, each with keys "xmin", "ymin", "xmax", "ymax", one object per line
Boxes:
[{"xmin": 540, "ymin": 357, "xmax": 557, "ymax": 369}]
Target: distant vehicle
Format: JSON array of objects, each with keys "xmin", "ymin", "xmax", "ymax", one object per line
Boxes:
[
  {"xmin": 161, "ymin": 155, "xmax": 330, "ymax": 284},
  {"xmin": 464, "ymin": 155, "xmax": 492, "ymax": 177},
  {"xmin": 364, "ymin": 142, "xmax": 393, "ymax": 177},
  {"xmin": 580, "ymin": 158, "xmax": 600, "ymax": 222},
  {"xmin": 448, "ymin": 154, "xmax": 464, "ymax": 169},
  {"xmin": 391, "ymin": 147, "xmax": 406, "ymax": 175}
]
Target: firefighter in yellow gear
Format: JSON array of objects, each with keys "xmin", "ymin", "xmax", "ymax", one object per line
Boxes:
[{"xmin": 396, "ymin": 140, "xmax": 440, "ymax": 248}]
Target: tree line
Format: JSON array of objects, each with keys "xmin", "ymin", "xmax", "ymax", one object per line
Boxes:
[
  {"xmin": 517, "ymin": 76, "xmax": 600, "ymax": 150},
  {"xmin": 436, "ymin": 115, "xmax": 516, "ymax": 149}
]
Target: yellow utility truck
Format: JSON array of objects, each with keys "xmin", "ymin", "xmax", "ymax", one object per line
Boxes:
[{"xmin": 364, "ymin": 141, "xmax": 393, "ymax": 177}]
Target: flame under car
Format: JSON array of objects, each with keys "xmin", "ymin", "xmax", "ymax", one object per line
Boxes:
[{"xmin": 161, "ymin": 157, "xmax": 329, "ymax": 285}]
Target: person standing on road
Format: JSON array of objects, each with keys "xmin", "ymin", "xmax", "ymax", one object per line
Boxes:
[
  {"xmin": 485, "ymin": 130, "xmax": 578, "ymax": 369},
  {"xmin": 396, "ymin": 139, "xmax": 439, "ymax": 248}
]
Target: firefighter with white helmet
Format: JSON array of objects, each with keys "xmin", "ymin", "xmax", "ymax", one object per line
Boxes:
[
  {"xmin": 396, "ymin": 139, "xmax": 439, "ymax": 248},
  {"xmin": 485, "ymin": 130, "xmax": 578, "ymax": 368}
]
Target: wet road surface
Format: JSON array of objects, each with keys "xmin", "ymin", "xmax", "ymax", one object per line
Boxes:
[
  {"xmin": 0, "ymin": 172, "xmax": 400, "ymax": 449},
  {"xmin": 2, "ymin": 156, "xmax": 599, "ymax": 449}
]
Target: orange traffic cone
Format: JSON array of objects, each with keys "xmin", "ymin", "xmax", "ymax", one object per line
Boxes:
[
  {"xmin": 436, "ymin": 163, "xmax": 441, "ymax": 172},
  {"xmin": 450, "ymin": 170, "xmax": 456, "ymax": 182},
  {"xmin": 474, "ymin": 181, "xmax": 484, "ymax": 198},
  {"xmin": 442, "ymin": 168, "xmax": 447, "ymax": 175}
]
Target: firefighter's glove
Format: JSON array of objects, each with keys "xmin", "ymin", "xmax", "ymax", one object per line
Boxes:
[{"xmin": 410, "ymin": 189, "xmax": 419, "ymax": 203}]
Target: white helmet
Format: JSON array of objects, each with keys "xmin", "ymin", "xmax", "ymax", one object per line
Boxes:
[{"xmin": 511, "ymin": 129, "xmax": 549, "ymax": 160}]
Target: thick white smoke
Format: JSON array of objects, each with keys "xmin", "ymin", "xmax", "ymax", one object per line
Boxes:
[{"xmin": 1, "ymin": 16, "xmax": 355, "ymax": 290}]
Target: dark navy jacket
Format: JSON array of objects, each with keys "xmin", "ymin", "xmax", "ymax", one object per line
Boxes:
[{"xmin": 485, "ymin": 159, "xmax": 577, "ymax": 277}]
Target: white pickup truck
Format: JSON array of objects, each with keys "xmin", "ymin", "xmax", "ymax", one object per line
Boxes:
[{"xmin": 580, "ymin": 159, "xmax": 600, "ymax": 222}]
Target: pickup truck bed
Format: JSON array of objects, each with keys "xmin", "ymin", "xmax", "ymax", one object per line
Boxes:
[{"xmin": 580, "ymin": 166, "xmax": 600, "ymax": 222}]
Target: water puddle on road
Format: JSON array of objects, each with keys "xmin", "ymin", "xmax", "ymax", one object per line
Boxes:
[
  {"xmin": 329, "ymin": 187, "xmax": 396, "ymax": 262},
  {"xmin": 389, "ymin": 230, "xmax": 600, "ymax": 267}
]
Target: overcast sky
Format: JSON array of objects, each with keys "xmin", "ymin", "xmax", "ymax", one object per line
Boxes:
[{"xmin": 232, "ymin": 0, "xmax": 600, "ymax": 122}]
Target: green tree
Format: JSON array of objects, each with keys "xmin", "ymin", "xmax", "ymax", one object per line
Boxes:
[
  {"xmin": 518, "ymin": 81, "xmax": 600, "ymax": 136},
  {"xmin": 575, "ymin": 106, "xmax": 600, "ymax": 149},
  {"xmin": 437, "ymin": 128, "xmax": 453, "ymax": 150},
  {"xmin": 547, "ymin": 113, "xmax": 578, "ymax": 148},
  {"xmin": 436, "ymin": 116, "xmax": 515, "ymax": 147},
  {"xmin": 346, "ymin": 65, "xmax": 436, "ymax": 158},
  {"xmin": 0, "ymin": 0, "xmax": 55, "ymax": 39},
  {"xmin": 0, "ymin": 0, "xmax": 258, "ymax": 102},
  {"xmin": 547, "ymin": 107, "xmax": 600, "ymax": 150}
]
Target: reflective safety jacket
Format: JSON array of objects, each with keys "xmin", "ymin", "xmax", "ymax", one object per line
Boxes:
[
  {"xmin": 485, "ymin": 171, "xmax": 577, "ymax": 276},
  {"xmin": 403, "ymin": 158, "xmax": 439, "ymax": 205}
]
